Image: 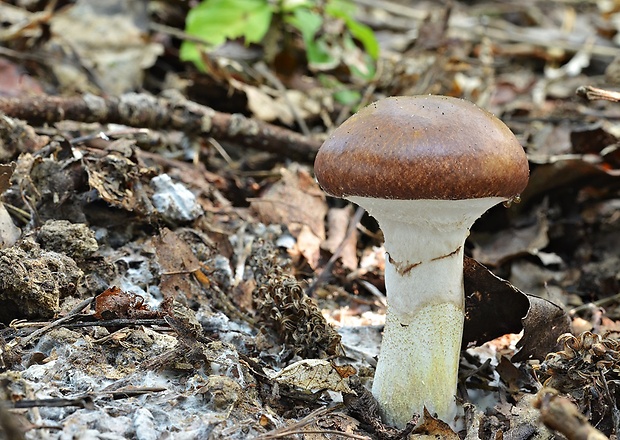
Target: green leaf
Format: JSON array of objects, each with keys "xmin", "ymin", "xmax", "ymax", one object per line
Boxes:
[
  {"xmin": 325, "ymin": 0, "xmax": 357, "ymax": 17},
  {"xmin": 342, "ymin": 17, "xmax": 379, "ymax": 60},
  {"xmin": 179, "ymin": 41, "xmax": 205, "ymax": 71},
  {"xmin": 185, "ymin": 0, "xmax": 273, "ymax": 45},
  {"xmin": 333, "ymin": 88, "xmax": 361, "ymax": 105},
  {"xmin": 181, "ymin": 0, "xmax": 273, "ymax": 70},
  {"xmin": 341, "ymin": 33, "xmax": 376, "ymax": 79},
  {"xmin": 280, "ymin": 0, "xmax": 314, "ymax": 13},
  {"xmin": 286, "ymin": 8, "xmax": 335, "ymax": 66},
  {"xmin": 325, "ymin": 0, "xmax": 379, "ymax": 60},
  {"xmin": 285, "ymin": 7, "xmax": 322, "ymax": 47}
]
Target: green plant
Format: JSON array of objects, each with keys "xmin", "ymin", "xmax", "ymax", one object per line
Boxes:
[{"xmin": 181, "ymin": 0, "xmax": 379, "ymax": 80}]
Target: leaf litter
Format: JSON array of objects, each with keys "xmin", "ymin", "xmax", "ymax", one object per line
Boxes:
[{"xmin": 0, "ymin": 0, "xmax": 620, "ymax": 439}]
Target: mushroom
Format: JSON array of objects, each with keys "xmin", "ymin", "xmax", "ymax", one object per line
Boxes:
[{"xmin": 314, "ymin": 95, "xmax": 529, "ymax": 428}]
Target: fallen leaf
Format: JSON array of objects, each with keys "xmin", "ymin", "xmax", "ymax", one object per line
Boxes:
[
  {"xmin": 47, "ymin": 2, "xmax": 162, "ymax": 94},
  {"xmin": 463, "ymin": 257, "xmax": 530, "ymax": 347},
  {"xmin": 0, "ymin": 162, "xmax": 15, "ymax": 193},
  {"xmin": 411, "ymin": 408, "xmax": 459, "ymax": 439},
  {"xmin": 251, "ymin": 165, "xmax": 327, "ymax": 267},
  {"xmin": 153, "ymin": 228, "xmax": 203, "ymax": 306},
  {"xmin": 0, "ymin": 58, "xmax": 43, "ymax": 97},
  {"xmin": 472, "ymin": 211, "xmax": 551, "ymax": 266},
  {"xmin": 93, "ymin": 286, "xmax": 156, "ymax": 320},
  {"xmin": 251, "ymin": 166, "xmax": 326, "ymax": 239},
  {"xmin": 512, "ymin": 295, "xmax": 571, "ymax": 362},
  {"xmin": 322, "ymin": 205, "xmax": 358, "ymax": 271},
  {"xmin": 266, "ymin": 359, "xmax": 355, "ymax": 394}
]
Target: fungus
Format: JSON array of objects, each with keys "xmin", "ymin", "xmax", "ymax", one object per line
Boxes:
[{"xmin": 314, "ymin": 95, "xmax": 529, "ymax": 428}]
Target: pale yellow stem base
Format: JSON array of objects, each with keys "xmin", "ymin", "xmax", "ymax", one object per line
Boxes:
[{"xmin": 371, "ymin": 302, "xmax": 463, "ymax": 427}]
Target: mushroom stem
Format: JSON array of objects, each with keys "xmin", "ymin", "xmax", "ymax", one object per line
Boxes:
[{"xmin": 348, "ymin": 196, "xmax": 504, "ymax": 428}]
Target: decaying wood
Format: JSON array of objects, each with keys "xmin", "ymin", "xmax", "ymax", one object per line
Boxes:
[
  {"xmin": 535, "ymin": 388, "xmax": 609, "ymax": 440},
  {"xmin": 0, "ymin": 91, "xmax": 321, "ymax": 162}
]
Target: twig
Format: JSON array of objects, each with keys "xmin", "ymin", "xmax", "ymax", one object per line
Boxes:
[
  {"xmin": 534, "ymin": 388, "xmax": 609, "ymax": 440},
  {"xmin": 254, "ymin": 62, "xmax": 311, "ymax": 137},
  {"xmin": 1, "ymin": 387, "xmax": 167, "ymax": 409},
  {"xmin": 6, "ymin": 397, "xmax": 94, "ymax": 410},
  {"xmin": 0, "ymin": 91, "xmax": 321, "ymax": 162},
  {"xmin": 569, "ymin": 291, "xmax": 620, "ymax": 315},
  {"xmin": 256, "ymin": 406, "xmax": 371, "ymax": 440},
  {"xmin": 9, "ymin": 297, "xmax": 94, "ymax": 349},
  {"xmin": 357, "ymin": 279, "xmax": 387, "ymax": 308},
  {"xmin": 576, "ymin": 85, "xmax": 620, "ymax": 102},
  {"xmin": 63, "ymin": 318, "xmax": 168, "ymax": 329}
]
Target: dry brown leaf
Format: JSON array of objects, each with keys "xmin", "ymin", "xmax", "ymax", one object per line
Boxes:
[
  {"xmin": 251, "ymin": 166, "xmax": 326, "ymax": 238},
  {"xmin": 251, "ymin": 166, "xmax": 327, "ymax": 267},
  {"xmin": 93, "ymin": 286, "xmax": 157, "ymax": 320},
  {"xmin": 463, "ymin": 257, "xmax": 530, "ymax": 347},
  {"xmin": 323, "ymin": 205, "xmax": 359, "ymax": 271},
  {"xmin": 410, "ymin": 408, "xmax": 459, "ymax": 439},
  {"xmin": 293, "ymin": 223, "xmax": 323, "ymax": 269},
  {"xmin": 267, "ymin": 359, "xmax": 355, "ymax": 394},
  {"xmin": 47, "ymin": 2, "xmax": 162, "ymax": 94},
  {"xmin": 472, "ymin": 211, "xmax": 552, "ymax": 266},
  {"xmin": 153, "ymin": 228, "xmax": 203, "ymax": 306},
  {"xmin": 512, "ymin": 295, "xmax": 571, "ymax": 362}
]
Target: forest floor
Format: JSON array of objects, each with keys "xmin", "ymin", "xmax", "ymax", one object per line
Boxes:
[{"xmin": 0, "ymin": 1, "xmax": 619, "ymax": 439}]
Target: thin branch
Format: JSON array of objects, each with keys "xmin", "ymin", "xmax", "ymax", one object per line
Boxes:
[
  {"xmin": 9, "ymin": 297, "xmax": 94, "ymax": 349},
  {"xmin": 576, "ymin": 85, "xmax": 620, "ymax": 102},
  {"xmin": 0, "ymin": 91, "xmax": 321, "ymax": 162}
]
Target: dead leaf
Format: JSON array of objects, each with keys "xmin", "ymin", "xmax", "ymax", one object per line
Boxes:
[
  {"xmin": 512, "ymin": 295, "xmax": 571, "ymax": 362},
  {"xmin": 472, "ymin": 211, "xmax": 552, "ymax": 266},
  {"xmin": 153, "ymin": 228, "xmax": 203, "ymax": 307},
  {"xmin": 410, "ymin": 408, "xmax": 459, "ymax": 439},
  {"xmin": 84, "ymin": 142, "xmax": 145, "ymax": 213},
  {"xmin": 495, "ymin": 356, "xmax": 536, "ymax": 395},
  {"xmin": 301, "ymin": 412, "xmax": 361, "ymax": 439},
  {"xmin": 267, "ymin": 359, "xmax": 355, "ymax": 394},
  {"xmin": 292, "ymin": 223, "xmax": 323, "ymax": 269},
  {"xmin": 93, "ymin": 286, "xmax": 156, "ymax": 320},
  {"xmin": 251, "ymin": 166, "xmax": 326, "ymax": 239},
  {"xmin": 47, "ymin": 2, "xmax": 162, "ymax": 94},
  {"xmin": 463, "ymin": 257, "xmax": 570, "ymax": 359},
  {"xmin": 322, "ymin": 205, "xmax": 359, "ymax": 271},
  {"xmin": 522, "ymin": 157, "xmax": 620, "ymax": 206},
  {"xmin": 0, "ymin": 162, "xmax": 15, "ymax": 193},
  {"xmin": 251, "ymin": 166, "xmax": 327, "ymax": 268},
  {"xmin": 570, "ymin": 122, "xmax": 618, "ymax": 155},
  {"xmin": 463, "ymin": 257, "xmax": 530, "ymax": 347},
  {"xmin": 0, "ymin": 58, "xmax": 43, "ymax": 97}
]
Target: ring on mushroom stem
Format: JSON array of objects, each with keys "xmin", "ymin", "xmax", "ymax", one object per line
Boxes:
[{"xmin": 314, "ymin": 95, "xmax": 529, "ymax": 429}]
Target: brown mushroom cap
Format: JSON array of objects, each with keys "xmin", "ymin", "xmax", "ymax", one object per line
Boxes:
[{"xmin": 314, "ymin": 95, "xmax": 529, "ymax": 200}]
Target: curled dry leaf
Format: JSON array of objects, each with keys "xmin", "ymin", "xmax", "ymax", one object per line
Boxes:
[
  {"xmin": 93, "ymin": 286, "xmax": 157, "ymax": 320},
  {"xmin": 463, "ymin": 256, "xmax": 530, "ymax": 347},
  {"xmin": 463, "ymin": 257, "xmax": 570, "ymax": 360},
  {"xmin": 411, "ymin": 408, "xmax": 459, "ymax": 439},
  {"xmin": 512, "ymin": 295, "xmax": 571, "ymax": 362},
  {"xmin": 266, "ymin": 359, "xmax": 356, "ymax": 395}
]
